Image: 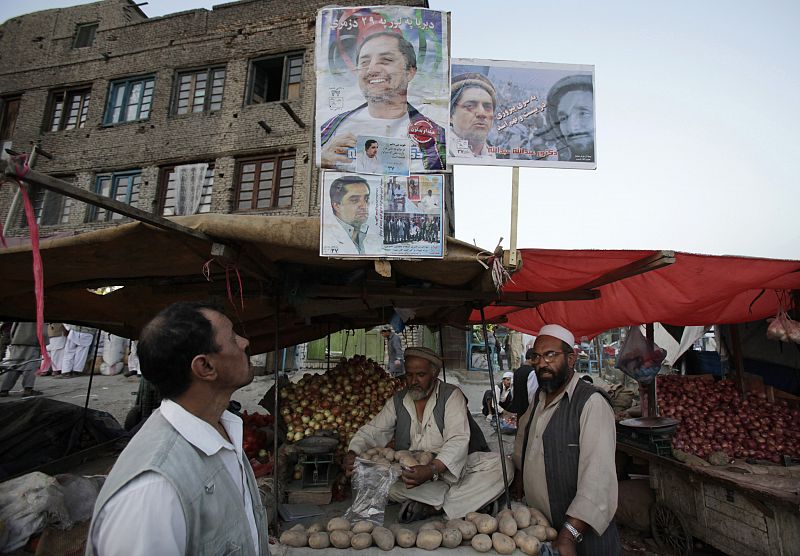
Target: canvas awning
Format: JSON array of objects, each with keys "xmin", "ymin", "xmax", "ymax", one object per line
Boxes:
[
  {"xmin": 473, "ymin": 249, "xmax": 800, "ymax": 339},
  {"xmin": 0, "ymin": 214, "xmax": 499, "ymax": 353}
]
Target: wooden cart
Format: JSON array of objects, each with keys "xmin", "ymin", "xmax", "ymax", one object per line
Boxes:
[{"xmin": 618, "ymin": 441, "xmax": 800, "ymax": 556}]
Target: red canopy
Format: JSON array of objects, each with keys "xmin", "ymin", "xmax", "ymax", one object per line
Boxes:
[{"xmin": 473, "ymin": 250, "xmax": 800, "ymax": 339}]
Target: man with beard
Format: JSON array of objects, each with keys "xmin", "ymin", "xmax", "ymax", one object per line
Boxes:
[
  {"xmin": 322, "ymin": 175, "xmax": 381, "ymax": 256},
  {"xmin": 546, "ymin": 75, "xmax": 596, "ymax": 163},
  {"xmin": 512, "ymin": 325, "xmax": 621, "ymax": 556},
  {"xmin": 449, "ymin": 72, "xmax": 497, "ymax": 159},
  {"xmin": 320, "ymin": 32, "xmax": 446, "ymax": 172},
  {"xmin": 87, "ymin": 302, "xmax": 269, "ymax": 556},
  {"xmin": 343, "ymin": 347, "xmax": 512, "ymax": 521}
]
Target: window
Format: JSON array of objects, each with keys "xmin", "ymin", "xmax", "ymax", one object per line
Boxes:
[
  {"xmin": 73, "ymin": 23, "xmax": 98, "ymax": 48},
  {"xmin": 159, "ymin": 164, "xmax": 214, "ymax": 216},
  {"xmin": 1, "ymin": 96, "xmax": 20, "ymax": 141},
  {"xmin": 235, "ymin": 154, "xmax": 295, "ymax": 210},
  {"xmin": 90, "ymin": 171, "xmax": 141, "ymax": 222},
  {"xmin": 20, "ymin": 183, "xmax": 73, "ymax": 227},
  {"xmin": 247, "ymin": 53, "xmax": 303, "ymax": 104},
  {"xmin": 104, "ymin": 76, "xmax": 155, "ymax": 125},
  {"xmin": 47, "ymin": 88, "xmax": 91, "ymax": 131},
  {"xmin": 174, "ymin": 67, "xmax": 225, "ymax": 114}
]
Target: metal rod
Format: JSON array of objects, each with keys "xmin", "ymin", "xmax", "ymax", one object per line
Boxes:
[
  {"xmin": 438, "ymin": 324, "xmax": 447, "ymax": 384},
  {"xmin": 79, "ymin": 328, "xmax": 102, "ymax": 437},
  {"xmin": 326, "ymin": 323, "xmax": 331, "ymax": 374},
  {"xmin": 479, "ymin": 307, "xmax": 511, "ymax": 510},
  {"xmin": 272, "ymin": 294, "xmax": 280, "ymax": 531}
]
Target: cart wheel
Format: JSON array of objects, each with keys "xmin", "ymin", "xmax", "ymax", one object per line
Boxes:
[{"xmin": 650, "ymin": 502, "xmax": 692, "ymax": 556}]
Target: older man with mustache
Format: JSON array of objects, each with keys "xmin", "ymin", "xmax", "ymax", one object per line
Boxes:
[
  {"xmin": 512, "ymin": 325, "xmax": 621, "ymax": 556},
  {"xmin": 343, "ymin": 347, "xmax": 512, "ymax": 522}
]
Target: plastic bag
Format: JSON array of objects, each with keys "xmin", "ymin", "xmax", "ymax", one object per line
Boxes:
[
  {"xmin": 343, "ymin": 457, "xmax": 401, "ymax": 526},
  {"xmin": 767, "ymin": 310, "xmax": 800, "ymax": 344},
  {"xmin": 615, "ymin": 326, "xmax": 666, "ymax": 384},
  {"xmin": 0, "ymin": 472, "xmax": 67, "ymax": 552}
]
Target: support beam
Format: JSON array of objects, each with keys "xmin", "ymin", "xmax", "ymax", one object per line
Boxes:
[
  {"xmin": 1, "ymin": 160, "xmax": 214, "ymax": 243},
  {"xmin": 577, "ymin": 250, "xmax": 676, "ymax": 291}
]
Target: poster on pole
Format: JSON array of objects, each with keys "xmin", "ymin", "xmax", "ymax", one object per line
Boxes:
[
  {"xmin": 315, "ymin": 6, "xmax": 450, "ymax": 174},
  {"xmin": 449, "ymin": 58, "xmax": 596, "ymax": 169},
  {"xmin": 320, "ymin": 171, "xmax": 444, "ymax": 259}
]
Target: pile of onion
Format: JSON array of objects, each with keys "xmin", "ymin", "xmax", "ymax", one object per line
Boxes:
[
  {"xmin": 279, "ymin": 355, "xmax": 403, "ymax": 449},
  {"xmin": 658, "ymin": 375, "xmax": 800, "ymax": 463}
]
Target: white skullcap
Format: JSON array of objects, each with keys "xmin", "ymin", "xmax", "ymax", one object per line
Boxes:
[
  {"xmin": 538, "ymin": 324, "xmax": 575, "ymax": 347},
  {"xmin": 502, "ymin": 371, "xmax": 514, "ymax": 380}
]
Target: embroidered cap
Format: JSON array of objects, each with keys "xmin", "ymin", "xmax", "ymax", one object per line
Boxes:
[{"xmin": 404, "ymin": 347, "xmax": 442, "ymax": 369}]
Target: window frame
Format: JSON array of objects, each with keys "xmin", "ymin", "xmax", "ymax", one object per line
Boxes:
[
  {"xmin": 20, "ymin": 182, "xmax": 73, "ymax": 227},
  {"xmin": 172, "ymin": 66, "xmax": 226, "ymax": 115},
  {"xmin": 158, "ymin": 163, "xmax": 215, "ymax": 216},
  {"xmin": 103, "ymin": 75, "xmax": 155, "ymax": 125},
  {"xmin": 72, "ymin": 22, "xmax": 98, "ymax": 48},
  {"xmin": 1, "ymin": 96, "xmax": 21, "ymax": 141},
  {"xmin": 46, "ymin": 86, "xmax": 91, "ymax": 132},
  {"xmin": 89, "ymin": 170, "xmax": 142, "ymax": 222},
  {"xmin": 246, "ymin": 52, "xmax": 303, "ymax": 105},
  {"xmin": 234, "ymin": 153, "xmax": 296, "ymax": 211}
]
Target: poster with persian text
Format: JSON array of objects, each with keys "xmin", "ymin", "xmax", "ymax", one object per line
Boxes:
[
  {"xmin": 449, "ymin": 58, "xmax": 596, "ymax": 169},
  {"xmin": 315, "ymin": 6, "xmax": 450, "ymax": 174},
  {"xmin": 319, "ymin": 171, "xmax": 444, "ymax": 259}
]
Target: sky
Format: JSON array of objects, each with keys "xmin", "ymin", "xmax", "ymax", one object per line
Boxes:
[{"xmin": 2, "ymin": 0, "xmax": 798, "ymax": 259}]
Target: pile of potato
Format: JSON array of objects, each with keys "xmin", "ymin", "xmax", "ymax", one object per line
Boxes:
[
  {"xmin": 359, "ymin": 448, "xmax": 434, "ymax": 472},
  {"xmin": 278, "ymin": 506, "xmax": 557, "ymax": 553}
]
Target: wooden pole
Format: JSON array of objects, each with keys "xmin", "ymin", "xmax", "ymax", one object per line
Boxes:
[
  {"xmin": 645, "ymin": 324, "xmax": 657, "ymax": 417},
  {"xmin": 507, "ymin": 167, "xmax": 520, "ymax": 268},
  {"xmin": 730, "ymin": 324, "xmax": 747, "ymax": 398}
]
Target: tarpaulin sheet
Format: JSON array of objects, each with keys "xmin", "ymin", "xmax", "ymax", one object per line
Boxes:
[{"xmin": 474, "ymin": 249, "xmax": 800, "ymax": 339}]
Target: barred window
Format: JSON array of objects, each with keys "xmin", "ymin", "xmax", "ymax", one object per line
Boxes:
[
  {"xmin": 174, "ymin": 67, "xmax": 226, "ymax": 114},
  {"xmin": 235, "ymin": 154, "xmax": 295, "ymax": 210}
]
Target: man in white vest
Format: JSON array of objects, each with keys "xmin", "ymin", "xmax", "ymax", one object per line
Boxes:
[{"xmin": 87, "ymin": 302, "xmax": 269, "ymax": 556}]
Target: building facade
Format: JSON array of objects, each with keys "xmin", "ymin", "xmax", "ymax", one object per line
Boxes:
[{"xmin": 0, "ymin": 0, "xmax": 442, "ymax": 236}]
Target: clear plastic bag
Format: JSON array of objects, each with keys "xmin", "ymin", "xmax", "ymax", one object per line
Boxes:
[
  {"xmin": 343, "ymin": 457, "xmax": 401, "ymax": 526},
  {"xmin": 615, "ymin": 326, "xmax": 666, "ymax": 384}
]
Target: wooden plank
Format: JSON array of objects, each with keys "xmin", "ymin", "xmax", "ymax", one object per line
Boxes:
[
  {"xmin": 704, "ymin": 491, "xmax": 767, "ymax": 532},
  {"xmin": 576, "ymin": 250, "xmax": 676, "ymax": 290},
  {"xmin": 705, "ymin": 506, "xmax": 769, "ymax": 555}
]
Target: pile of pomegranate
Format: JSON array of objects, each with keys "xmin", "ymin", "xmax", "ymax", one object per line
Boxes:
[
  {"xmin": 658, "ymin": 375, "xmax": 800, "ymax": 463},
  {"xmin": 279, "ymin": 355, "xmax": 403, "ymax": 448}
]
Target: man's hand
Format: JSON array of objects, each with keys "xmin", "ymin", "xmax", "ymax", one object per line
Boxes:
[
  {"xmin": 401, "ymin": 464, "xmax": 433, "ymax": 488},
  {"xmin": 343, "ymin": 450, "xmax": 358, "ymax": 477},
  {"xmin": 321, "ymin": 133, "xmax": 356, "ymax": 169},
  {"xmin": 553, "ymin": 529, "xmax": 578, "ymax": 556}
]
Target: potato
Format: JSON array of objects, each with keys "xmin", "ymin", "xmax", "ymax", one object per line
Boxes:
[
  {"xmin": 513, "ymin": 506, "xmax": 531, "ymax": 528},
  {"xmin": 289, "ymin": 523, "xmax": 305, "ymax": 533},
  {"xmin": 307, "ymin": 522, "xmax": 323, "ymax": 534},
  {"xmin": 394, "ymin": 450, "xmax": 411, "ymax": 461},
  {"xmin": 465, "ymin": 511, "xmax": 484, "ymax": 524},
  {"xmin": 516, "ymin": 532, "xmax": 541, "ymax": 555},
  {"xmin": 475, "ymin": 515, "xmax": 498, "ymax": 535},
  {"xmin": 417, "ymin": 451, "xmax": 433, "ymax": 465},
  {"xmin": 470, "ymin": 533, "xmax": 493, "ymax": 552},
  {"xmin": 398, "ymin": 455, "xmax": 419, "ymax": 468},
  {"xmin": 524, "ymin": 524, "xmax": 548, "ymax": 541},
  {"xmin": 352, "ymin": 520, "xmax": 374, "ymax": 534},
  {"xmin": 395, "ymin": 527, "xmax": 417, "ymax": 548},
  {"xmin": 492, "ymin": 532, "xmax": 516, "ymax": 554},
  {"xmin": 351, "ymin": 532, "xmax": 373, "ymax": 550},
  {"xmin": 498, "ymin": 516, "xmax": 517, "ymax": 537},
  {"xmin": 371, "ymin": 526, "xmax": 395, "ymax": 551},
  {"xmin": 382, "ymin": 448, "xmax": 395, "ymax": 461},
  {"xmin": 497, "ymin": 509, "xmax": 514, "ymax": 522},
  {"xmin": 279, "ymin": 530, "xmax": 307, "ymax": 547},
  {"xmin": 441, "ymin": 528, "xmax": 462, "ymax": 548},
  {"xmin": 308, "ymin": 532, "xmax": 330, "ymax": 549},
  {"xmin": 415, "ymin": 529, "xmax": 443, "ymax": 550},
  {"xmin": 327, "ymin": 517, "xmax": 350, "ymax": 532},
  {"xmin": 545, "ymin": 526, "xmax": 558, "ymax": 541},
  {"xmin": 446, "ymin": 519, "xmax": 477, "ymax": 541},
  {"xmin": 365, "ymin": 447, "xmax": 379, "ymax": 456},
  {"xmin": 419, "ymin": 520, "xmax": 445, "ymax": 531},
  {"xmin": 329, "ymin": 530, "xmax": 353, "ymax": 549},
  {"xmin": 528, "ymin": 507, "xmax": 550, "ymax": 527},
  {"xmin": 374, "ymin": 457, "xmax": 391, "ymax": 465}
]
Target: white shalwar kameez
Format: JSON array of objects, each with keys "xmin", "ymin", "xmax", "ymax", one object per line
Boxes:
[{"xmin": 348, "ymin": 380, "xmax": 512, "ymax": 519}]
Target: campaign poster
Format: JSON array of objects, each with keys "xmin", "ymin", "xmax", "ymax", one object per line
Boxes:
[
  {"xmin": 449, "ymin": 59, "xmax": 596, "ymax": 169},
  {"xmin": 315, "ymin": 6, "xmax": 450, "ymax": 174},
  {"xmin": 320, "ymin": 171, "xmax": 444, "ymax": 259},
  {"xmin": 355, "ymin": 135, "xmax": 410, "ymax": 176}
]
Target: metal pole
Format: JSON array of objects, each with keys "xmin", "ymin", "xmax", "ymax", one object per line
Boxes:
[
  {"xmin": 326, "ymin": 323, "xmax": 331, "ymax": 374},
  {"xmin": 272, "ymin": 294, "xmax": 280, "ymax": 530},
  {"xmin": 479, "ymin": 307, "xmax": 511, "ymax": 510},
  {"xmin": 78, "ymin": 328, "xmax": 102, "ymax": 444},
  {"xmin": 438, "ymin": 325, "xmax": 447, "ymax": 384}
]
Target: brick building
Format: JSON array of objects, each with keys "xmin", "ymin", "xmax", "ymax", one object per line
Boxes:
[{"xmin": 0, "ymin": 0, "xmax": 442, "ymax": 236}]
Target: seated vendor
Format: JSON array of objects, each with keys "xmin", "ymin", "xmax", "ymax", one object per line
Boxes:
[{"xmin": 343, "ymin": 346, "xmax": 513, "ymax": 522}]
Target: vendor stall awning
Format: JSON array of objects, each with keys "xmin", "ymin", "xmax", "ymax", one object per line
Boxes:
[{"xmin": 477, "ymin": 249, "xmax": 800, "ymax": 339}]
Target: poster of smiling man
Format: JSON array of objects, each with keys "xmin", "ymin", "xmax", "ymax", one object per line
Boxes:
[
  {"xmin": 316, "ymin": 6, "xmax": 450, "ymax": 174},
  {"xmin": 449, "ymin": 59, "xmax": 596, "ymax": 169}
]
